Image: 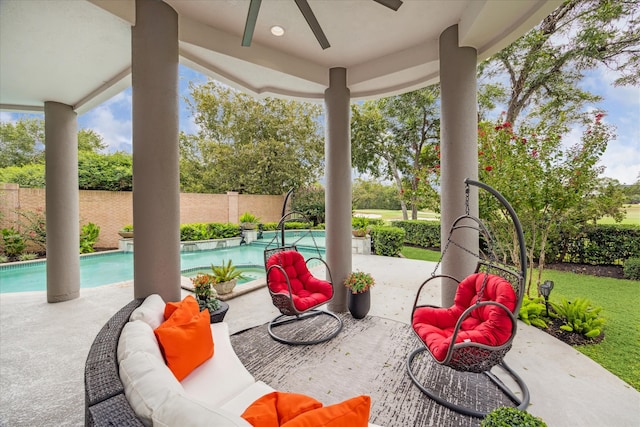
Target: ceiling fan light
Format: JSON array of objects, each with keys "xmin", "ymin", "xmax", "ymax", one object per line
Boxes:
[{"xmin": 270, "ymin": 25, "xmax": 285, "ymax": 37}]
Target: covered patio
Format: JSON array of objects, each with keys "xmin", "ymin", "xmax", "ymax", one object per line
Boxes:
[
  {"xmin": 1, "ymin": 255, "xmax": 638, "ymax": 425},
  {"xmin": 1, "ymin": 0, "xmax": 561, "ymax": 309}
]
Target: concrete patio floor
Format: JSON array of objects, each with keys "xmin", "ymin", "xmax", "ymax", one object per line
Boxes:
[{"xmin": 1, "ymin": 254, "xmax": 638, "ymax": 426}]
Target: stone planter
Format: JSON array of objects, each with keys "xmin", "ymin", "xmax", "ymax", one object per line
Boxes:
[
  {"xmin": 118, "ymin": 230, "xmax": 134, "ymax": 239},
  {"xmin": 213, "ymin": 279, "xmax": 237, "ymax": 295},
  {"xmin": 208, "ymin": 301, "xmax": 229, "ymax": 323}
]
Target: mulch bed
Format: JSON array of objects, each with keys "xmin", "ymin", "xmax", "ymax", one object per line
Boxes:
[
  {"xmin": 536, "ymin": 262, "xmax": 615, "ymax": 346},
  {"xmin": 545, "ymin": 262, "xmax": 625, "ymax": 279}
]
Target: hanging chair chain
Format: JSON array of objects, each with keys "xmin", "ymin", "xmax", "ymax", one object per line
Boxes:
[{"xmin": 431, "ymin": 182, "xmax": 491, "ymax": 303}]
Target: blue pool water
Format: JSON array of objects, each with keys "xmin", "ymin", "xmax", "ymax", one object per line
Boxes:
[{"xmin": 0, "ymin": 235, "xmax": 325, "ymax": 293}]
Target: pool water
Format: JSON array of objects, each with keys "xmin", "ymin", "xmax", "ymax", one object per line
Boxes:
[{"xmin": 0, "ymin": 240, "xmax": 325, "ymax": 293}]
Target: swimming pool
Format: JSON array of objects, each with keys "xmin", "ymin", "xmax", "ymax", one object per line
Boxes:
[{"xmin": 0, "ymin": 238, "xmax": 325, "ymax": 293}]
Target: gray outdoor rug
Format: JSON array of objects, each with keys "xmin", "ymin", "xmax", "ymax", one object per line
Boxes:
[{"xmin": 230, "ymin": 313, "xmax": 516, "ymax": 427}]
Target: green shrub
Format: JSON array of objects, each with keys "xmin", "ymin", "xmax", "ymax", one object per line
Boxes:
[
  {"xmin": 1, "ymin": 227, "xmax": 26, "ymax": 257},
  {"xmin": 623, "ymin": 257, "xmax": 640, "ymax": 280},
  {"xmin": 391, "ymin": 220, "xmax": 441, "ymax": 248},
  {"xmin": 206, "ymin": 223, "xmax": 240, "ymax": 239},
  {"xmin": 80, "ymin": 222, "xmax": 100, "ymax": 254},
  {"xmin": 550, "ymin": 297, "xmax": 605, "ymax": 339},
  {"xmin": 518, "ymin": 297, "xmax": 549, "ymax": 329},
  {"xmin": 18, "ymin": 252, "xmax": 37, "ymax": 261},
  {"xmin": 370, "ymin": 226, "xmax": 405, "ymax": 257},
  {"xmin": 481, "ymin": 406, "xmax": 546, "ymax": 427},
  {"xmin": 180, "ymin": 223, "xmax": 240, "ymax": 241}
]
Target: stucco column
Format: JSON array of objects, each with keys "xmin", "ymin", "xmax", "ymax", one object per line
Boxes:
[
  {"xmin": 44, "ymin": 101, "xmax": 80, "ymax": 303},
  {"xmin": 131, "ymin": 0, "xmax": 180, "ymax": 302},
  {"xmin": 439, "ymin": 25, "xmax": 478, "ymax": 306},
  {"xmin": 324, "ymin": 67, "xmax": 351, "ymax": 313}
]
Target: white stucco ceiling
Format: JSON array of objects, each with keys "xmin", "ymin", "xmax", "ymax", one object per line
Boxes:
[{"xmin": 0, "ymin": 0, "xmax": 561, "ymax": 113}]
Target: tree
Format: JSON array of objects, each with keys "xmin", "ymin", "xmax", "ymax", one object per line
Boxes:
[
  {"xmin": 182, "ymin": 81, "xmax": 324, "ymax": 195},
  {"xmin": 0, "ymin": 119, "xmax": 44, "ymax": 167},
  {"xmin": 479, "ymin": 0, "xmax": 640, "ymax": 128},
  {"xmin": 351, "ymin": 86, "xmax": 441, "ymax": 220},
  {"xmin": 352, "ymin": 178, "xmax": 401, "ymax": 210},
  {"xmin": 477, "ymin": 112, "xmax": 622, "ymax": 294},
  {"xmin": 78, "ymin": 129, "xmax": 107, "ymax": 152}
]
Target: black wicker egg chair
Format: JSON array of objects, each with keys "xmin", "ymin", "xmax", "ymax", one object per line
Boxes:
[
  {"xmin": 407, "ymin": 179, "xmax": 530, "ymax": 418},
  {"xmin": 263, "ymin": 211, "xmax": 343, "ymax": 345}
]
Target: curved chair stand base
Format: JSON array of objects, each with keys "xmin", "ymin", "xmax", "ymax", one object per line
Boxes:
[
  {"xmin": 407, "ymin": 347, "xmax": 530, "ymax": 418},
  {"xmin": 268, "ymin": 309, "xmax": 343, "ymax": 346}
]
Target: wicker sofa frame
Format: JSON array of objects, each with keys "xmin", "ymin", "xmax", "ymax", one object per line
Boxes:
[{"xmin": 84, "ymin": 298, "xmax": 145, "ymax": 427}]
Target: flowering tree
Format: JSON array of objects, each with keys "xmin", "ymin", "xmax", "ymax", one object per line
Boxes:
[{"xmin": 477, "ymin": 112, "xmax": 622, "ymax": 295}]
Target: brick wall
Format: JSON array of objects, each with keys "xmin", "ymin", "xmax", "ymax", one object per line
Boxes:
[{"xmin": 0, "ymin": 184, "xmax": 285, "ymax": 249}]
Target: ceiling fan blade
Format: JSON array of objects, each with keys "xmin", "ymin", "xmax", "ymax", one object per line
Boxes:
[
  {"xmin": 373, "ymin": 0, "xmax": 403, "ymax": 11},
  {"xmin": 242, "ymin": 0, "xmax": 262, "ymax": 47},
  {"xmin": 294, "ymin": 0, "xmax": 330, "ymax": 50}
]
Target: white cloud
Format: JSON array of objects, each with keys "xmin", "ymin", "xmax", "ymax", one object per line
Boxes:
[{"xmin": 79, "ymin": 90, "xmax": 132, "ymax": 153}]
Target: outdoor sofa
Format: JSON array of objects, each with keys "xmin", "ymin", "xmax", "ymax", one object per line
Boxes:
[{"xmin": 84, "ymin": 294, "xmax": 379, "ymax": 426}]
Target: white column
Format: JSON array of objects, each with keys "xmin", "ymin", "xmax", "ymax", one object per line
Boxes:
[
  {"xmin": 131, "ymin": 0, "xmax": 180, "ymax": 302},
  {"xmin": 439, "ymin": 25, "xmax": 479, "ymax": 306},
  {"xmin": 44, "ymin": 101, "xmax": 80, "ymax": 303},
  {"xmin": 324, "ymin": 67, "xmax": 351, "ymax": 313}
]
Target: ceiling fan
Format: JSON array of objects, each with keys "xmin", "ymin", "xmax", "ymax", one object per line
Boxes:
[{"xmin": 241, "ymin": 0, "xmax": 403, "ymax": 50}]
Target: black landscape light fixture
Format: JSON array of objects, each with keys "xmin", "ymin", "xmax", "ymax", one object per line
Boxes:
[{"xmin": 540, "ymin": 280, "xmax": 554, "ymax": 316}]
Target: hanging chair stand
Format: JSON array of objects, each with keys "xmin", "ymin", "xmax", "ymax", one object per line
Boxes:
[
  {"xmin": 263, "ymin": 210, "xmax": 343, "ymax": 345},
  {"xmin": 406, "ymin": 178, "xmax": 530, "ymax": 417}
]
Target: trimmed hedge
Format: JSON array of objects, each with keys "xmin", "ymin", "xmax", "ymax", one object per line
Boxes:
[
  {"xmin": 547, "ymin": 224, "xmax": 640, "ymax": 266},
  {"xmin": 624, "ymin": 257, "xmax": 640, "ymax": 280},
  {"xmin": 370, "ymin": 226, "xmax": 405, "ymax": 257},
  {"xmin": 391, "ymin": 220, "xmax": 441, "ymax": 249},
  {"xmin": 179, "ymin": 222, "xmax": 240, "ymax": 241}
]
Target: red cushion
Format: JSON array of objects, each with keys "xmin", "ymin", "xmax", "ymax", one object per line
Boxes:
[
  {"xmin": 266, "ymin": 251, "xmax": 333, "ymax": 311},
  {"xmin": 412, "ymin": 273, "xmax": 516, "ymax": 362}
]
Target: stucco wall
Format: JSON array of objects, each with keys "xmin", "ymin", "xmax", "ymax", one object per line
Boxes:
[{"xmin": 0, "ymin": 184, "xmax": 285, "ymax": 249}]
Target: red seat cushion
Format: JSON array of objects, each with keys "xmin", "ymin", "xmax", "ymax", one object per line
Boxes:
[
  {"xmin": 412, "ymin": 273, "xmax": 517, "ymax": 362},
  {"xmin": 266, "ymin": 251, "xmax": 333, "ymax": 311}
]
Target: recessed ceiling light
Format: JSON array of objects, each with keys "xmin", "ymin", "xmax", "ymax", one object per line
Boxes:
[{"xmin": 270, "ymin": 25, "xmax": 285, "ymax": 37}]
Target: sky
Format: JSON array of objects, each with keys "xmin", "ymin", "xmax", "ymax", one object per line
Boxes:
[{"xmin": 1, "ymin": 64, "xmax": 639, "ymax": 185}]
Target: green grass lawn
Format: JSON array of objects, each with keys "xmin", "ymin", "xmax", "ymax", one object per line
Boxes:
[
  {"xmin": 353, "ymin": 209, "xmax": 439, "ymax": 223},
  {"xmin": 598, "ymin": 204, "xmax": 640, "ymax": 225},
  {"xmin": 401, "ymin": 246, "xmax": 640, "ymax": 391},
  {"xmin": 355, "ymin": 205, "xmax": 639, "ymax": 225}
]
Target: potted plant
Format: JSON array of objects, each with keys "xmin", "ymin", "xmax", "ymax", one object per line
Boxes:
[
  {"xmin": 210, "ymin": 259, "xmax": 244, "ymax": 295},
  {"xmin": 191, "ymin": 273, "xmax": 229, "ymax": 323},
  {"xmin": 351, "ymin": 216, "xmax": 368, "ymax": 237},
  {"xmin": 118, "ymin": 224, "xmax": 133, "ymax": 239},
  {"xmin": 239, "ymin": 212, "xmax": 260, "ymax": 230},
  {"xmin": 344, "ymin": 271, "xmax": 375, "ymax": 319}
]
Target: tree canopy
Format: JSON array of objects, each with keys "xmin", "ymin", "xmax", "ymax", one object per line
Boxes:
[
  {"xmin": 181, "ymin": 81, "xmax": 325, "ymax": 195},
  {"xmin": 350, "ymin": 86, "xmax": 441, "ymax": 220},
  {"xmin": 479, "ymin": 0, "xmax": 640, "ymax": 128}
]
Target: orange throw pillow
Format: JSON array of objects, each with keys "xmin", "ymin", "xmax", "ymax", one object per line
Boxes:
[
  {"xmin": 162, "ymin": 294, "xmax": 199, "ymax": 324},
  {"xmin": 241, "ymin": 392, "xmax": 323, "ymax": 427},
  {"xmin": 154, "ymin": 309, "xmax": 214, "ymax": 381},
  {"xmin": 280, "ymin": 395, "xmax": 370, "ymax": 427}
]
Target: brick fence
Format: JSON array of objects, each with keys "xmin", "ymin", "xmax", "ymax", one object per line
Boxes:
[{"xmin": 0, "ymin": 183, "xmax": 285, "ymax": 249}]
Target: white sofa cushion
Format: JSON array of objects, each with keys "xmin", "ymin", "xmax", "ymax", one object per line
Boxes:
[
  {"xmin": 153, "ymin": 392, "xmax": 253, "ymax": 427},
  {"xmin": 117, "ymin": 320, "xmax": 163, "ymax": 363},
  {"xmin": 129, "ymin": 294, "xmax": 165, "ymax": 329},
  {"xmin": 119, "ymin": 351, "xmax": 185, "ymax": 426},
  {"xmin": 181, "ymin": 322, "xmax": 256, "ymax": 407},
  {"xmin": 219, "ymin": 380, "xmax": 275, "ymax": 415}
]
